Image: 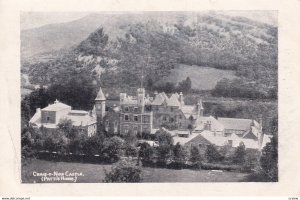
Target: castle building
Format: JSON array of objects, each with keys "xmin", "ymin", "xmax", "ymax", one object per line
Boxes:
[
  {"xmin": 119, "ymin": 88, "xmax": 153, "ymax": 135},
  {"xmin": 102, "ymin": 87, "xmax": 270, "ymax": 150},
  {"xmin": 29, "ymin": 86, "xmax": 271, "ymax": 150}
]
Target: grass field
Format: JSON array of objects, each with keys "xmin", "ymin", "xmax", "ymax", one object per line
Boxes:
[
  {"xmin": 165, "ymin": 64, "xmax": 237, "ymax": 90},
  {"xmin": 22, "ymin": 159, "xmax": 248, "ymax": 183}
]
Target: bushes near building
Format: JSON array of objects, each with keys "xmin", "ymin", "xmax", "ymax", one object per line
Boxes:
[
  {"xmin": 205, "ymin": 144, "xmax": 224, "ymax": 163},
  {"xmin": 23, "ymin": 123, "xmax": 262, "ymax": 174},
  {"xmin": 103, "ymin": 159, "xmax": 142, "ymax": 183}
]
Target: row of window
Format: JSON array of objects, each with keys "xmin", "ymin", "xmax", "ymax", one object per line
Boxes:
[
  {"xmin": 122, "ymin": 105, "xmax": 152, "ymax": 112},
  {"xmin": 122, "ymin": 126, "xmax": 150, "ymax": 134},
  {"xmin": 160, "ymin": 114, "xmax": 183, "ymax": 122},
  {"xmin": 122, "ymin": 114, "xmax": 150, "ymax": 123},
  {"xmin": 152, "ymin": 106, "xmax": 178, "ymax": 112}
]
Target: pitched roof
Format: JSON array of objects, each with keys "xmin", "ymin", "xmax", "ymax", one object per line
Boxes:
[
  {"xmin": 195, "ymin": 116, "xmax": 224, "ymax": 132},
  {"xmin": 95, "ymin": 87, "xmax": 106, "ymax": 101},
  {"xmin": 41, "ymin": 100, "xmax": 71, "ymax": 111},
  {"xmin": 218, "ymin": 118, "xmax": 255, "ymax": 131},
  {"xmin": 181, "ymin": 105, "xmax": 197, "ymax": 118},
  {"xmin": 29, "ymin": 109, "xmax": 41, "ymax": 124},
  {"xmin": 152, "ymin": 93, "xmax": 166, "ymax": 105},
  {"xmin": 198, "ymin": 130, "xmax": 261, "ymax": 149},
  {"xmin": 160, "ymin": 92, "xmax": 169, "ymax": 100},
  {"xmin": 173, "ymin": 93, "xmax": 180, "ymax": 99},
  {"xmin": 166, "ymin": 94, "xmax": 181, "ymax": 107}
]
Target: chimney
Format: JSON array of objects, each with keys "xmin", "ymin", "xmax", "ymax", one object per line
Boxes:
[
  {"xmin": 259, "ymin": 115, "xmax": 263, "ymax": 132},
  {"xmin": 179, "ymin": 92, "xmax": 184, "ymax": 107},
  {"xmin": 36, "ymin": 108, "xmax": 41, "ymax": 113},
  {"xmin": 197, "ymin": 99, "xmax": 204, "ymax": 117}
]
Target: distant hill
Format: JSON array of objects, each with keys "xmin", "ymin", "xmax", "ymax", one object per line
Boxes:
[
  {"xmin": 22, "ymin": 12, "xmax": 277, "ymax": 97},
  {"xmin": 21, "ymin": 12, "xmax": 188, "ymax": 60}
]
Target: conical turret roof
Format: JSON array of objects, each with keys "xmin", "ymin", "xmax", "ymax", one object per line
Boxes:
[{"xmin": 95, "ymin": 87, "xmax": 106, "ymax": 101}]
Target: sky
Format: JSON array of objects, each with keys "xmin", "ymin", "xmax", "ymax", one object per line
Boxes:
[
  {"xmin": 21, "ymin": 12, "xmax": 90, "ymax": 30},
  {"xmin": 21, "ymin": 11, "xmax": 277, "ymax": 30}
]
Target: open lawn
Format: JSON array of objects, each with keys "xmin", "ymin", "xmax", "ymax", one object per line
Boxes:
[
  {"xmin": 22, "ymin": 159, "xmax": 248, "ymax": 183},
  {"xmin": 164, "ymin": 64, "xmax": 238, "ymax": 90}
]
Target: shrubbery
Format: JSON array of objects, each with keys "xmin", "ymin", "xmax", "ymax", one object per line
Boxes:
[
  {"xmin": 22, "ymin": 123, "xmax": 266, "ymax": 174},
  {"xmin": 103, "ymin": 159, "xmax": 142, "ymax": 183},
  {"xmin": 212, "ymin": 78, "xmax": 277, "ymax": 100}
]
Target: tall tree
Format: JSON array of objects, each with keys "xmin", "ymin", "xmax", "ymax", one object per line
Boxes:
[
  {"xmin": 205, "ymin": 144, "xmax": 223, "ymax": 163},
  {"xmin": 260, "ymin": 133, "xmax": 278, "ymax": 181},
  {"xmin": 190, "ymin": 146, "xmax": 202, "ymax": 163},
  {"xmin": 232, "ymin": 142, "xmax": 246, "ymax": 164}
]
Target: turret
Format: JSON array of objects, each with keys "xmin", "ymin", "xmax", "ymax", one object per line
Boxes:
[{"xmin": 95, "ymin": 87, "xmax": 106, "ymax": 120}]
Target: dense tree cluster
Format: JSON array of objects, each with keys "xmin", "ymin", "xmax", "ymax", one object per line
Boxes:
[
  {"xmin": 247, "ymin": 117, "xmax": 278, "ymax": 182},
  {"xmin": 212, "ymin": 78, "xmax": 277, "ymax": 100},
  {"xmin": 76, "ymin": 28, "xmax": 109, "ymax": 56},
  {"xmin": 23, "ymin": 15, "xmax": 277, "ymax": 100}
]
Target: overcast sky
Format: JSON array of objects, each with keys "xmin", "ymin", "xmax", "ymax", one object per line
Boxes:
[
  {"xmin": 21, "ymin": 11, "xmax": 277, "ymax": 30},
  {"xmin": 21, "ymin": 12, "xmax": 90, "ymax": 30}
]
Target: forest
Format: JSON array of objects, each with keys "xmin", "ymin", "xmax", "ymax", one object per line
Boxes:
[{"xmin": 22, "ymin": 13, "xmax": 278, "ymax": 101}]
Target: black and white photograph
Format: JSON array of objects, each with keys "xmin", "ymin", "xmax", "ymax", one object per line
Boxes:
[{"xmin": 20, "ymin": 11, "xmax": 278, "ymax": 183}]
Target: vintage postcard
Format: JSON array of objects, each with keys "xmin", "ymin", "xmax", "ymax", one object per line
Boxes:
[
  {"xmin": 20, "ymin": 10, "xmax": 278, "ymax": 184},
  {"xmin": 1, "ymin": 0, "xmax": 300, "ymax": 197}
]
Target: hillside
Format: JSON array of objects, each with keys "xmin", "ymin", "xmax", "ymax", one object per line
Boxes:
[
  {"xmin": 21, "ymin": 12, "xmax": 278, "ymax": 99},
  {"xmin": 163, "ymin": 64, "xmax": 238, "ymax": 90},
  {"xmin": 21, "ymin": 12, "xmax": 188, "ymax": 61}
]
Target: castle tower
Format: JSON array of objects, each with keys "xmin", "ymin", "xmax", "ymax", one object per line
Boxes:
[
  {"xmin": 95, "ymin": 87, "xmax": 106, "ymax": 120},
  {"xmin": 197, "ymin": 98, "xmax": 204, "ymax": 117},
  {"xmin": 137, "ymin": 88, "xmax": 145, "ymax": 113}
]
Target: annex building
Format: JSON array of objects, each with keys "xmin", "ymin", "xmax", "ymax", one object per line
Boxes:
[{"xmin": 29, "ymin": 100, "xmax": 97, "ymax": 137}]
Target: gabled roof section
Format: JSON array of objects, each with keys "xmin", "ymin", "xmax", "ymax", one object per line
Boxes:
[
  {"xmin": 195, "ymin": 116, "xmax": 224, "ymax": 132},
  {"xmin": 41, "ymin": 100, "xmax": 71, "ymax": 111},
  {"xmin": 173, "ymin": 92, "xmax": 180, "ymax": 99},
  {"xmin": 95, "ymin": 87, "xmax": 106, "ymax": 101},
  {"xmin": 166, "ymin": 94, "xmax": 181, "ymax": 107},
  {"xmin": 160, "ymin": 92, "xmax": 169, "ymax": 100},
  {"xmin": 181, "ymin": 105, "xmax": 197, "ymax": 119},
  {"xmin": 152, "ymin": 93, "xmax": 166, "ymax": 105},
  {"xmin": 29, "ymin": 109, "xmax": 41, "ymax": 124},
  {"xmin": 218, "ymin": 118, "xmax": 254, "ymax": 131}
]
